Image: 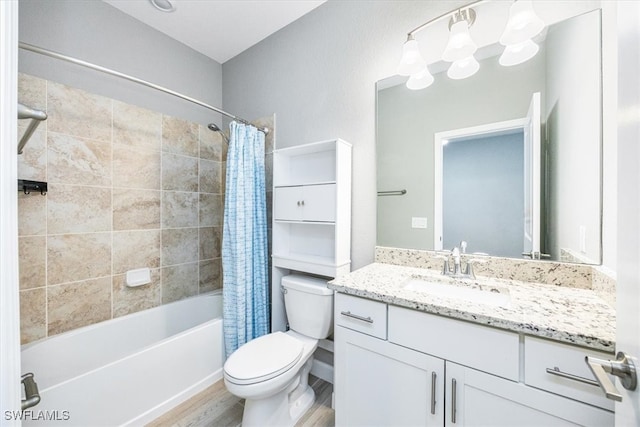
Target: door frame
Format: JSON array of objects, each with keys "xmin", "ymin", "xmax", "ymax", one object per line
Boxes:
[
  {"xmin": 0, "ymin": 0, "xmax": 22, "ymax": 422},
  {"xmin": 433, "ymin": 117, "xmax": 527, "ymax": 251}
]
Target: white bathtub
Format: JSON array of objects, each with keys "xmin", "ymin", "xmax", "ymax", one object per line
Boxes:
[{"xmin": 21, "ymin": 292, "xmax": 224, "ymax": 426}]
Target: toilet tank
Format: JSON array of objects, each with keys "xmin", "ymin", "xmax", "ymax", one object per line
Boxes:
[{"xmin": 282, "ymin": 274, "xmax": 334, "ymax": 339}]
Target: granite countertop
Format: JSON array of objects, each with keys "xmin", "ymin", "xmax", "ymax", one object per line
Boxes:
[{"xmin": 328, "ymin": 263, "xmax": 616, "ymax": 353}]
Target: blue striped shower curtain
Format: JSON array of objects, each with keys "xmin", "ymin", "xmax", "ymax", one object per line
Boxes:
[{"xmin": 222, "ymin": 121, "xmax": 269, "ymax": 358}]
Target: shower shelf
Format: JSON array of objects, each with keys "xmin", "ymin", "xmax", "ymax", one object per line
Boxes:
[{"xmin": 18, "ymin": 179, "xmax": 48, "ymax": 196}]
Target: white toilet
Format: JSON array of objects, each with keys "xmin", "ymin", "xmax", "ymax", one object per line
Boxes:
[{"xmin": 223, "ymin": 274, "xmax": 334, "ymax": 427}]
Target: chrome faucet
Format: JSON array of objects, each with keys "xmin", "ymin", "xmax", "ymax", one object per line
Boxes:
[{"xmin": 437, "ymin": 245, "xmax": 486, "ymax": 279}]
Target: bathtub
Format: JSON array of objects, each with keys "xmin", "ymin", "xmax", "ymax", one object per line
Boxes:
[{"xmin": 21, "ymin": 292, "xmax": 224, "ymax": 426}]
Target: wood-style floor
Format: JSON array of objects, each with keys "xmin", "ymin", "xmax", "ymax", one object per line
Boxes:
[{"xmin": 146, "ymin": 376, "xmax": 334, "ymax": 427}]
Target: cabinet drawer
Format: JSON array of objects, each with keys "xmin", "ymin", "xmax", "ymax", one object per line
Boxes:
[
  {"xmin": 388, "ymin": 306, "xmax": 519, "ymax": 380},
  {"xmin": 524, "ymin": 336, "xmax": 615, "ymax": 411},
  {"xmin": 335, "ymin": 293, "xmax": 387, "ymax": 339}
]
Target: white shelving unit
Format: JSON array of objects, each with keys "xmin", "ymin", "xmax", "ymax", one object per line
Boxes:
[{"xmin": 271, "ymin": 139, "xmax": 352, "ymax": 333}]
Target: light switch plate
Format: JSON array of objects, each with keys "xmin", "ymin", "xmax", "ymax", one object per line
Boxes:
[{"xmin": 412, "ymin": 217, "xmax": 428, "ymax": 229}]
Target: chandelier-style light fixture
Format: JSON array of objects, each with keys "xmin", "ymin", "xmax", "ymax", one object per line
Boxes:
[{"xmin": 396, "ymin": 0, "xmax": 545, "ymax": 90}]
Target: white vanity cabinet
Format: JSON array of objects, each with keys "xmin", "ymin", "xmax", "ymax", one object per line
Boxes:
[
  {"xmin": 274, "ymin": 184, "xmax": 336, "ymax": 222},
  {"xmin": 333, "ymin": 293, "xmax": 614, "ymax": 427}
]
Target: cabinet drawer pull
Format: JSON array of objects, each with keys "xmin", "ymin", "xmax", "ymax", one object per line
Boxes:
[
  {"xmin": 430, "ymin": 372, "xmax": 437, "ymax": 415},
  {"xmin": 546, "ymin": 367, "xmax": 599, "ymax": 387},
  {"xmin": 340, "ymin": 311, "xmax": 373, "ymax": 323},
  {"xmin": 451, "ymin": 378, "xmax": 457, "ymax": 423}
]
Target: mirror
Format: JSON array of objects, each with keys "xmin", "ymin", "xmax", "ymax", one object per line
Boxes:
[{"xmin": 376, "ymin": 6, "xmax": 602, "ymax": 264}]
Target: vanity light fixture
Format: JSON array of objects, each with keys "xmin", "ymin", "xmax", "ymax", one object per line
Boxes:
[
  {"xmin": 397, "ymin": 0, "xmax": 545, "ymax": 90},
  {"xmin": 149, "ymin": 0, "xmax": 176, "ymax": 13}
]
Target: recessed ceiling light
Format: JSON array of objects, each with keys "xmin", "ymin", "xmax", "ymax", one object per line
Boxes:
[{"xmin": 149, "ymin": 0, "xmax": 175, "ymax": 13}]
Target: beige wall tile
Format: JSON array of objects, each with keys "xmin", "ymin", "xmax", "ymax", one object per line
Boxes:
[
  {"xmin": 162, "ymin": 115, "xmax": 198, "ymax": 157},
  {"xmin": 199, "ymin": 124, "xmax": 223, "ymax": 161},
  {"xmin": 113, "ymin": 143, "xmax": 161, "ymax": 190},
  {"xmin": 112, "ymin": 269, "xmax": 161, "ymax": 318},
  {"xmin": 20, "ymin": 288, "xmax": 46, "ymax": 344},
  {"xmin": 113, "ymin": 100, "xmax": 161, "ymax": 151},
  {"xmin": 162, "ymin": 153, "xmax": 198, "ymax": 192},
  {"xmin": 113, "ymin": 230, "xmax": 161, "ymax": 274},
  {"xmin": 199, "ymin": 159, "xmax": 222, "ymax": 194},
  {"xmin": 19, "ymin": 236, "xmax": 46, "ymax": 290},
  {"xmin": 162, "ymin": 191, "xmax": 199, "ymax": 228},
  {"xmin": 47, "ymin": 184, "xmax": 111, "ymax": 234},
  {"xmin": 47, "ymin": 277, "xmax": 111, "ymax": 336},
  {"xmin": 113, "ymin": 188, "xmax": 161, "ymax": 230},
  {"xmin": 17, "ymin": 124, "xmax": 47, "ymax": 181},
  {"xmin": 47, "ymin": 81, "xmax": 112, "ymax": 142},
  {"xmin": 48, "ymin": 132, "xmax": 112, "ymax": 186},
  {"xmin": 162, "ymin": 263, "xmax": 199, "ymax": 304},
  {"xmin": 199, "ymin": 227, "xmax": 222, "ymax": 260},
  {"xmin": 199, "ymin": 193, "xmax": 223, "ymax": 227},
  {"xmin": 47, "ymin": 233, "xmax": 111, "ymax": 285},
  {"xmin": 18, "ymin": 192, "xmax": 47, "ymax": 236},
  {"xmin": 162, "ymin": 228, "xmax": 199, "ymax": 266},
  {"xmin": 199, "ymin": 259, "xmax": 222, "ymax": 293},
  {"xmin": 18, "ymin": 73, "xmax": 46, "ymax": 111}
]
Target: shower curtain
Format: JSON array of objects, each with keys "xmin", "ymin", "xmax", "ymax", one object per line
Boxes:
[{"xmin": 222, "ymin": 121, "xmax": 269, "ymax": 357}]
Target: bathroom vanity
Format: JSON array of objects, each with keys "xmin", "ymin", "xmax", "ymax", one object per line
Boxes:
[{"xmin": 329, "ymin": 258, "xmax": 616, "ymax": 426}]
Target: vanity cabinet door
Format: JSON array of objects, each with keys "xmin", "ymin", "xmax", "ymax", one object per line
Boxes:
[
  {"xmin": 335, "ymin": 326, "xmax": 444, "ymax": 427},
  {"xmin": 445, "ymin": 362, "xmax": 613, "ymax": 427}
]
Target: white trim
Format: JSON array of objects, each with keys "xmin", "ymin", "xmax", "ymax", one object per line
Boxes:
[
  {"xmin": 0, "ymin": 0, "xmax": 23, "ymax": 423},
  {"xmin": 433, "ymin": 118, "xmax": 527, "ymax": 250}
]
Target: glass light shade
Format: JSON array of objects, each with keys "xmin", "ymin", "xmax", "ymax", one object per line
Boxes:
[
  {"xmin": 406, "ymin": 68, "xmax": 435, "ymax": 90},
  {"xmin": 499, "ymin": 39, "xmax": 540, "ymax": 66},
  {"xmin": 447, "ymin": 55, "xmax": 480, "ymax": 80},
  {"xmin": 442, "ymin": 20, "xmax": 477, "ymax": 62},
  {"xmin": 499, "ymin": 0, "xmax": 545, "ymax": 46},
  {"xmin": 397, "ymin": 38, "xmax": 427, "ymax": 76}
]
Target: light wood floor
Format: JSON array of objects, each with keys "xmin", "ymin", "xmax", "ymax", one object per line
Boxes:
[{"xmin": 147, "ymin": 376, "xmax": 334, "ymax": 427}]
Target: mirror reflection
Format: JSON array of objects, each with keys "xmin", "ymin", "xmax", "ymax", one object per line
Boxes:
[{"xmin": 376, "ymin": 7, "xmax": 602, "ymax": 264}]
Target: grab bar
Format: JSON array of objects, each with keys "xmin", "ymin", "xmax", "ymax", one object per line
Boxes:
[
  {"xmin": 17, "ymin": 103, "xmax": 47, "ymax": 155},
  {"xmin": 21, "ymin": 373, "xmax": 41, "ymax": 410},
  {"xmin": 377, "ymin": 189, "xmax": 407, "ymax": 196}
]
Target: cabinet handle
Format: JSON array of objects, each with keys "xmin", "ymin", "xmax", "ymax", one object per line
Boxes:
[
  {"xmin": 297, "ymin": 201, "xmax": 301, "ymax": 206},
  {"xmin": 545, "ymin": 367, "xmax": 599, "ymax": 387},
  {"xmin": 451, "ymin": 378, "xmax": 457, "ymax": 424},
  {"xmin": 301, "ymin": 200, "xmax": 305, "ymax": 206},
  {"xmin": 430, "ymin": 372, "xmax": 437, "ymax": 415},
  {"xmin": 339, "ymin": 311, "xmax": 373, "ymax": 323}
]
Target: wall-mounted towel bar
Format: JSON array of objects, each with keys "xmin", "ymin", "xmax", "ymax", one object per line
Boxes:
[
  {"xmin": 17, "ymin": 103, "xmax": 47, "ymax": 155},
  {"xmin": 377, "ymin": 189, "xmax": 407, "ymax": 196}
]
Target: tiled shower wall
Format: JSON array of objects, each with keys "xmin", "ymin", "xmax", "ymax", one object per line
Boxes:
[{"xmin": 17, "ymin": 72, "xmax": 274, "ymax": 344}]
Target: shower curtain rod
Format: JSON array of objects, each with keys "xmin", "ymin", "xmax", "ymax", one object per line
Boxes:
[{"xmin": 18, "ymin": 42, "xmax": 269, "ymax": 135}]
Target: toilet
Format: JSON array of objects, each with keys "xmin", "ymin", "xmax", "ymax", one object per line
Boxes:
[{"xmin": 223, "ymin": 274, "xmax": 334, "ymax": 427}]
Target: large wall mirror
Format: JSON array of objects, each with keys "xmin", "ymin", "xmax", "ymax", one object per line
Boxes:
[{"xmin": 376, "ymin": 3, "xmax": 602, "ymax": 265}]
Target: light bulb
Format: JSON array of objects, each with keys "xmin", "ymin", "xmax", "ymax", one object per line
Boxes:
[
  {"xmin": 397, "ymin": 38, "xmax": 427, "ymax": 76},
  {"xmin": 447, "ymin": 55, "xmax": 480, "ymax": 80},
  {"xmin": 442, "ymin": 20, "xmax": 477, "ymax": 62},
  {"xmin": 500, "ymin": 0, "xmax": 545, "ymax": 46},
  {"xmin": 406, "ymin": 68, "xmax": 435, "ymax": 90},
  {"xmin": 499, "ymin": 39, "xmax": 539, "ymax": 66}
]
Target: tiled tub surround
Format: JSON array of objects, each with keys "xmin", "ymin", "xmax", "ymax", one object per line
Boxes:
[
  {"xmin": 328, "ymin": 247, "xmax": 616, "ymax": 352},
  {"xmin": 17, "ymin": 73, "xmax": 275, "ymax": 344}
]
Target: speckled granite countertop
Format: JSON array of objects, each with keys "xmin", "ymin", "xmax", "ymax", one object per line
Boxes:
[{"xmin": 328, "ymin": 263, "xmax": 616, "ymax": 353}]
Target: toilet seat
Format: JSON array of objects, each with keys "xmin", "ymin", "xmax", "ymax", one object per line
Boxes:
[{"xmin": 224, "ymin": 332, "xmax": 303, "ymax": 385}]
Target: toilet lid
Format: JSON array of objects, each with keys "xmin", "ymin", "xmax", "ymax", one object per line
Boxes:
[{"xmin": 224, "ymin": 332, "xmax": 303, "ymax": 385}]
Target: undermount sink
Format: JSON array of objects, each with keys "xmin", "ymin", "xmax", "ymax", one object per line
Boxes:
[{"xmin": 402, "ymin": 277, "xmax": 511, "ymax": 308}]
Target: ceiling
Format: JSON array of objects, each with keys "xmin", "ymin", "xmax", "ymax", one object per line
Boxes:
[{"xmin": 102, "ymin": 0, "xmax": 326, "ymax": 63}]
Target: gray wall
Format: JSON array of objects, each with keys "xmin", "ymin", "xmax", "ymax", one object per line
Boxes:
[
  {"xmin": 376, "ymin": 53, "xmax": 544, "ymax": 251},
  {"xmin": 443, "ymin": 132, "xmax": 524, "ymax": 257},
  {"xmin": 18, "ymin": 0, "xmax": 223, "ymax": 125},
  {"xmin": 222, "ymin": 1, "xmax": 469, "ymax": 269}
]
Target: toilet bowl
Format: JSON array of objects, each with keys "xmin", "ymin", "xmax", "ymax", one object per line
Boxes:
[{"xmin": 223, "ymin": 274, "xmax": 333, "ymax": 427}]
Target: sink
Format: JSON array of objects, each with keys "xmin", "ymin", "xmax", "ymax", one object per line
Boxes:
[{"xmin": 402, "ymin": 277, "xmax": 511, "ymax": 308}]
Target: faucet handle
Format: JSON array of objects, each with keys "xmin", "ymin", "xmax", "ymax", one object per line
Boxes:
[
  {"xmin": 460, "ymin": 241, "xmax": 468, "ymax": 254},
  {"xmin": 434, "ymin": 254, "xmax": 450, "ymax": 275},
  {"xmin": 464, "ymin": 258, "xmax": 488, "ymax": 279}
]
